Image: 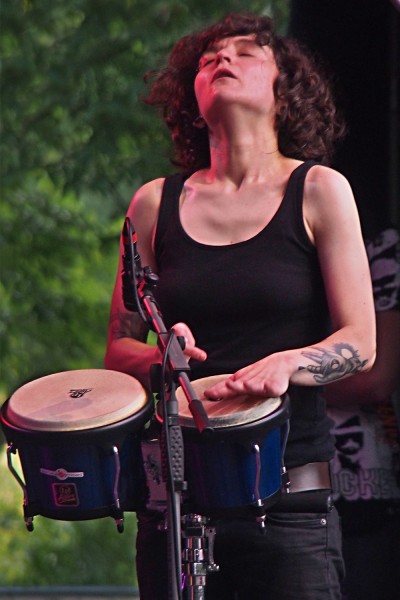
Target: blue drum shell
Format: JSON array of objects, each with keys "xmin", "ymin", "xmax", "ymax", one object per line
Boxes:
[
  {"xmin": 1, "ymin": 399, "xmax": 153, "ymax": 520},
  {"xmin": 181, "ymin": 394, "xmax": 290, "ymax": 514}
]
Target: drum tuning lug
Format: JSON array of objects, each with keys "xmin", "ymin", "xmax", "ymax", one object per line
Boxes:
[
  {"xmin": 281, "ymin": 466, "xmax": 290, "ymax": 493},
  {"xmin": 253, "ymin": 499, "xmax": 268, "ymax": 534},
  {"xmin": 25, "ymin": 517, "xmax": 34, "ymax": 532},
  {"xmin": 256, "ymin": 514, "xmax": 267, "ymax": 534},
  {"xmin": 115, "ymin": 518, "xmax": 124, "ymax": 533}
]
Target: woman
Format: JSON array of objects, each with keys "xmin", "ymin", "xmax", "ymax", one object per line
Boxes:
[{"xmin": 105, "ymin": 13, "xmax": 375, "ymax": 600}]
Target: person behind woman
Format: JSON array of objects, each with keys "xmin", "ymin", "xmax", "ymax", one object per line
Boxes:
[
  {"xmin": 105, "ymin": 12, "xmax": 376, "ymax": 600},
  {"xmin": 327, "ymin": 222, "xmax": 400, "ymax": 600}
]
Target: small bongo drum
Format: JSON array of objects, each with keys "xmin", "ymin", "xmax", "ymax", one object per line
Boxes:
[
  {"xmin": 0, "ymin": 369, "xmax": 153, "ymax": 531},
  {"xmin": 175, "ymin": 375, "xmax": 290, "ymax": 516}
]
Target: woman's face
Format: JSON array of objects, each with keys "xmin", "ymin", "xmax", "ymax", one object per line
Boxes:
[{"xmin": 194, "ymin": 34, "xmax": 279, "ymax": 124}]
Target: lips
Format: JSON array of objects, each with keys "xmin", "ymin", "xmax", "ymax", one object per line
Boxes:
[{"xmin": 211, "ymin": 68, "xmax": 236, "ymax": 83}]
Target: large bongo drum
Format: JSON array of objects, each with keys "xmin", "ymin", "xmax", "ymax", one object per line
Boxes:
[
  {"xmin": 174, "ymin": 375, "xmax": 290, "ymax": 516},
  {"xmin": 0, "ymin": 369, "xmax": 153, "ymax": 531}
]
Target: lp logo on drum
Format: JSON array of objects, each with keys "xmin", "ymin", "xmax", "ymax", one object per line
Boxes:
[
  {"xmin": 40, "ymin": 467, "xmax": 83, "ymax": 507},
  {"xmin": 69, "ymin": 388, "xmax": 92, "ymax": 398},
  {"xmin": 52, "ymin": 483, "xmax": 80, "ymax": 507}
]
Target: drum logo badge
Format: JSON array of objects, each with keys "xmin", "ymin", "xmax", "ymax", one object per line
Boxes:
[
  {"xmin": 52, "ymin": 483, "xmax": 80, "ymax": 507},
  {"xmin": 69, "ymin": 388, "xmax": 93, "ymax": 398},
  {"xmin": 40, "ymin": 467, "xmax": 84, "ymax": 480},
  {"xmin": 40, "ymin": 468, "xmax": 83, "ymax": 507}
]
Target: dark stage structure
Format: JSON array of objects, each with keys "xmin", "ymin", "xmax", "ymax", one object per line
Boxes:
[{"xmin": 289, "ymin": 0, "xmax": 399, "ymax": 235}]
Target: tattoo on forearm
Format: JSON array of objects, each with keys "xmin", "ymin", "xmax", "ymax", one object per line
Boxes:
[
  {"xmin": 110, "ymin": 309, "xmax": 148, "ymax": 342},
  {"xmin": 299, "ymin": 343, "xmax": 367, "ymax": 384}
]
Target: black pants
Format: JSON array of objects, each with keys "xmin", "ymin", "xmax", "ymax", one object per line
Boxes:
[{"xmin": 136, "ymin": 494, "xmax": 344, "ymax": 600}]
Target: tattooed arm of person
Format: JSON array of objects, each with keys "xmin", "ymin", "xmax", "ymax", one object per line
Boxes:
[
  {"xmin": 105, "ymin": 305, "xmax": 160, "ymax": 389},
  {"xmin": 298, "ymin": 343, "xmax": 368, "ymax": 384}
]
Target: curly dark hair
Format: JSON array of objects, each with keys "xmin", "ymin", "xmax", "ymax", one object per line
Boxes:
[{"xmin": 144, "ymin": 12, "xmax": 346, "ymax": 172}]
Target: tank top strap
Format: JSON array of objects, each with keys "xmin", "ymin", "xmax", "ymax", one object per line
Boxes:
[
  {"xmin": 286, "ymin": 160, "xmax": 318, "ymax": 201},
  {"xmin": 155, "ymin": 172, "xmax": 186, "ymax": 255},
  {"xmin": 274, "ymin": 160, "xmax": 318, "ymax": 247}
]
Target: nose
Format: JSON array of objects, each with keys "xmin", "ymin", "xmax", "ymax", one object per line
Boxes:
[{"xmin": 215, "ymin": 48, "xmax": 232, "ymax": 65}]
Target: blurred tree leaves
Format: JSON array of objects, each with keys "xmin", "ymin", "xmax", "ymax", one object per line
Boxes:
[
  {"xmin": 2, "ymin": 0, "xmax": 169, "ymax": 201},
  {"xmin": 1, "ymin": 0, "xmax": 288, "ymax": 205},
  {"xmin": 0, "ymin": 174, "xmax": 119, "ymax": 389}
]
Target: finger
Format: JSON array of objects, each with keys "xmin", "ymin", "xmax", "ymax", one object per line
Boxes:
[
  {"xmin": 186, "ymin": 345, "xmax": 207, "ymax": 362},
  {"xmin": 172, "ymin": 322, "xmax": 193, "ymax": 340},
  {"xmin": 204, "ymin": 377, "xmax": 236, "ymax": 399},
  {"xmin": 205, "ymin": 370, "xmax": 287, "ymax": 399},
  {"xmin": 171, "ymin": 322, "xmax": 207, "ymax": 362}
]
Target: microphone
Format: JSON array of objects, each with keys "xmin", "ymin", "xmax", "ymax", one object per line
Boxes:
[{"xmin": 121, "ymin": 217, "xmax": 142, "ymax": 312}]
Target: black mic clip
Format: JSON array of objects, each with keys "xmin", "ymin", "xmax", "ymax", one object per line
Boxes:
[
  {"xmin": 121, "ymin": 217, "xmax": 154, "ymax": 324},
  {"xmin": 138, "ymin": 265, "xmax": 159, "ymax": 297}
]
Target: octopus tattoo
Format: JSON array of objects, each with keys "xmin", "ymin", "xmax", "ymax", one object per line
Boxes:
[
  {"xmin": 109, "ymin": 309, "xmax": 148, "ymax": 341},
  {"xmin": 299, "ymin": 342, "xmax": 367, "ymax": 384}
]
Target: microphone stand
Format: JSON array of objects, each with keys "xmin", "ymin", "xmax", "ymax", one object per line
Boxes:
[{"xmin": 122, "ymin": 218, "xmax": 213, "ymax": 600}]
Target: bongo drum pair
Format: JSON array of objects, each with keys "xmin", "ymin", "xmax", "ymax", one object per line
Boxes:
[{"xmin": 1, "ymin": 370, "xmax": 290, "ymax": 530}]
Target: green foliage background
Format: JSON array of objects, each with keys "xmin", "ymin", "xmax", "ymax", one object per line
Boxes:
[{"xmin": 0, "ymin": 0, "xmax": 288, "ymax": 587}]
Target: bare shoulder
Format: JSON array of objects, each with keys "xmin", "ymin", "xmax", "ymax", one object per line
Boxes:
[
  {"xmin": 303, "ymin": 164, "xmax": 358, "ymax": 227},
  {"xmin": 305, "ymin": 164, "xmax": 353, "ymax": 202},
  {"xmin": 124, "ymin": 177, "xmax": 166, "ymax": 268},
  {"xmin": 127, "ymin": 177, "xmax": 166, "ymax": 223},
  {"xmin": 301, "ymin": 164, "xmax": 362, "ymax": 246}
]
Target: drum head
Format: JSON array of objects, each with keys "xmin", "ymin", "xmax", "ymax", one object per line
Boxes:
[
  {"xmin": 7, "ymin": 369, "xmax": 148, "ymax": 432},
  {"xmin": 176, "ymin": 374, "xmax": 282, "ymax": 428}
]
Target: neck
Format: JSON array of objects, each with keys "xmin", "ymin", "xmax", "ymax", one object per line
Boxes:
[
  {"xmin": 206, "ymin": 111, "xmax": 280, "ymax": 186},
  {"xmin": 208, "ymin": 136, "xmax": 280, "ymax": 187}
]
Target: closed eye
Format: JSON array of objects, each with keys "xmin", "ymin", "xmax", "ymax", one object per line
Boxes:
[{"xmin": 198, "ymin": 56, "xmax": 215, "ymax": 69}]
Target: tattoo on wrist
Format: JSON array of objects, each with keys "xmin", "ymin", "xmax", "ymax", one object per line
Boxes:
[
  {"xmin": 299, "ymin": 343, "xmax": 367, "ymax": 383},
  {"xmin": 110, "ymin": 310, "xmax": 148, "ymax": 341}
]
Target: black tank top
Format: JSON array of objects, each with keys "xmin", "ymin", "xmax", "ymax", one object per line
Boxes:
[{"xmin": 154, "ymin": 161, "xmax": 334, "ymax": 467}]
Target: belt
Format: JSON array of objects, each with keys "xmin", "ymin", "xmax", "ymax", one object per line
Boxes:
[{"xmin": 283, "ymin": 462, "xmax": 332, "ymax": 494}]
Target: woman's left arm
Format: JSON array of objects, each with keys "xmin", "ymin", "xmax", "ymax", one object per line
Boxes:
[
  {"xmin": 205, "ymin": 166, "xmax": 376, "ymax": 400},
  {"xmin": 291, "ymin": 164, "xmax": 377, "ymax": 378}
]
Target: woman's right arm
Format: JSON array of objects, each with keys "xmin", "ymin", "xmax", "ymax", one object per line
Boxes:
[{"xmin": 104, "ymin": 179, "xmax": 165, "ymax": 388}]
